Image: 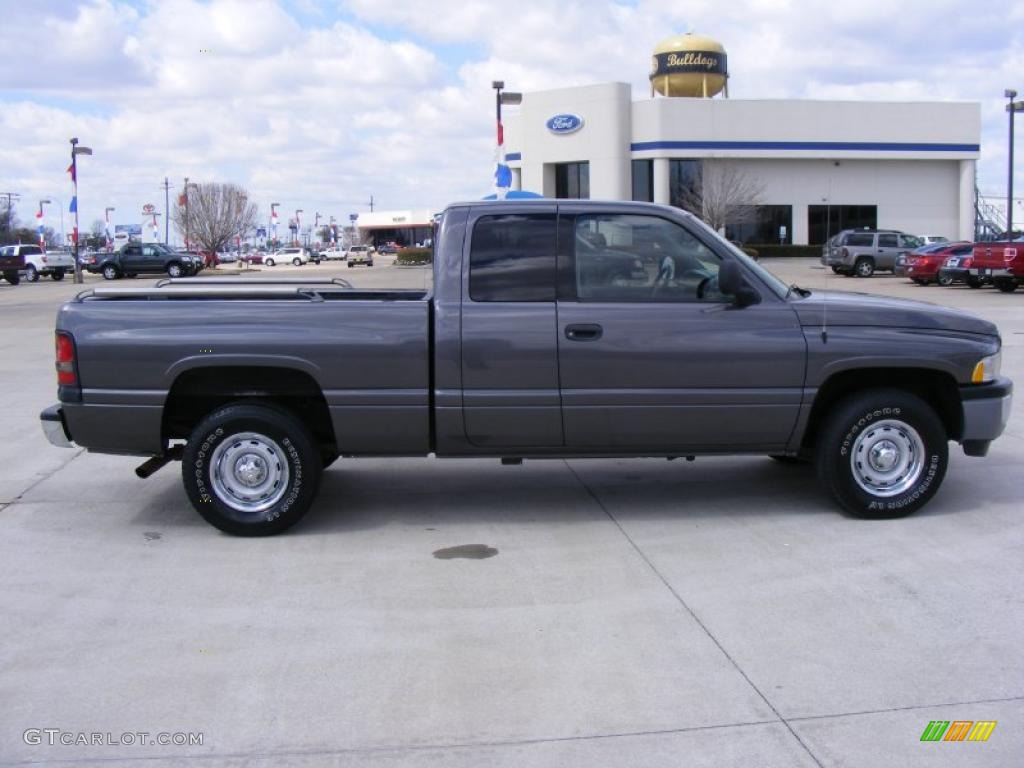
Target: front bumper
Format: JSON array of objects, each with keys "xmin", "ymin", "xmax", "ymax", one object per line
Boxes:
[
  {"xmin": 40, "ymin": 404, "xmax": 75, "ymax": 448},
  {"xmin": 960, "ymin": 377, "xmax": 1013, "ymax": 446}
]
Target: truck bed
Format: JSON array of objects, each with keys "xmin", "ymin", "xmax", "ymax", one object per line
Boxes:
[{"xmin": 58, "ymin": 277, "xmax": 433, "ymax": 456}]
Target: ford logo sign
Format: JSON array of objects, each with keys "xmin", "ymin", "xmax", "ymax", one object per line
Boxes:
[{"xmin": 546, "ymin": 114, "xmax": 584, "ymax": 135}]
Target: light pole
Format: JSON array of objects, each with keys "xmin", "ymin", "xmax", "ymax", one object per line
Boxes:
[
  {"xmin": 1006, "ymin": 89, "xmax": 1024, "ymax": 239},
  {"xmin": 294, "ymin": 209, "xmax": 303, "ymax": 246},
  {"xmin": 70, "ymin": 137, "xmax": 93, "ymax": 283},
  {"xmin": 329, "ymin": 215, "xmax": 336, "ymax": 245},
  {"xmin": 38, "ymin": 199, "xmax": 51, "ymax": 248},
  {"xmin": 270, "ymin": 202, "xmax": 280, "ymax": 248},
  {"xmin": 314, "ymin": 211, "xmax": 321, "ymax": 244},
  {"xmin": 104, "ymin": 207, "xmax": 115, "ymax": 251}
]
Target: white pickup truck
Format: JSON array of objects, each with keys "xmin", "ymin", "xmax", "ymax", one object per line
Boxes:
[{"xmin": 0, "ymin": 244, "xmax": 76, "ymax": 282}]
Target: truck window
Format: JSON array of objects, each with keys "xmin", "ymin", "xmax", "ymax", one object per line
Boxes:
[
  {"xmin": 469, "ymin": 214, "xmax": 556, "ymax": 302},
  {"xmin": 878, "ymin": 234, "xmax": 898, "ymax": 248},
  {"xmin": 570, "ymin": 214, "xmax": 723, "ymax": 303}
]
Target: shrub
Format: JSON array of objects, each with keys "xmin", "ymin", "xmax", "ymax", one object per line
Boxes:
[{"xmin": 394, "ymin": 247, "xmax": 432, "ymax": 265}]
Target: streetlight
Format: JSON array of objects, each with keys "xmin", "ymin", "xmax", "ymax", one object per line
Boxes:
[
  {"xmin": 104, "ymin": 207, "xmax": 115, "ymax": 251},
  {"xmin": 294, "ymin": 209, "xmax": 303, "ymax": 246},
  {"xmin": 70, "ymin": 137, "xmax": 93, "ymax": 284},
  {"xmin": 492, "ymin": 81, "xmax": 522, "ymax": 198},
  {"xmin": 38, "ymin": 199, "xmax": 52, "ymax": 249},
  {"xmin": 1005, "ymin": 89, "xmax": 1024, "ymax": 239},
  {"xmin": 270, "ymin": 202, "xmax": 281, "ymax": 248}
]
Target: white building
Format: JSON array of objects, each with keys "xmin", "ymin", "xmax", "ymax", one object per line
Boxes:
[{"xmin": 504, "ymin": 81, "xmax": 980, "ymax": 245}]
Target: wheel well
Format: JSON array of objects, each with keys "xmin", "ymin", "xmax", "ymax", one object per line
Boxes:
[
  {"xmin": 801, "ymin": 368, "xmax": 962, "ymax": 453},
  {"xmin": 162, "ymin": 366, "xmax": 337, "ymax": 452}
]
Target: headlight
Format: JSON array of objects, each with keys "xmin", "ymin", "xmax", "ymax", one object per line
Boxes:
[{"xmin": 971, "ymin": 353, "xmax": 1001, "ymax": 383}]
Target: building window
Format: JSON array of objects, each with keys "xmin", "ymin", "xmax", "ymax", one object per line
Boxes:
[
  {"xmin": 807, "ymin": 205, "xmax": 877, "ymax": 245},
  {"xmin": 554, "ymin": 162, "xmax": 590, "ymax": 199},
  {"xmin": 468, "ymin": 214, "xmax": 556, "ymax": 302},
  {"xmin": 631, "ymin": 160, "xmax": 653, "ymax": 202},
  {"xmin": 726, "ymin": 205, "xmax": 793, "ymax": 244},
  {"xmin": 668, "ymin": 159, "xmax": 701, "ymax": 210}
]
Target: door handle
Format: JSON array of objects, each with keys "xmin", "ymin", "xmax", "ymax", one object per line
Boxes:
[{"xmin": 565, "ymin": 323, "xmax": 603, "ymax": 341}]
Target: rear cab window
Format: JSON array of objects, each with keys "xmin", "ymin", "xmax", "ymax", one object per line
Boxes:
[{"xmin": 468, "ymin": 214, "xmax": 556, "ymax": 302}]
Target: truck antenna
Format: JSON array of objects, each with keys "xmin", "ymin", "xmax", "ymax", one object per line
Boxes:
[{"xmin": 821, "ymin": 186, "xmax": 831, "ymax": 344}]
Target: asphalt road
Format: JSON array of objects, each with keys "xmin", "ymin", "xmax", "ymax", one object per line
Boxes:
[{"xmin": 0, "ymin": 258, "xmax": 1021, "ymax": 767}]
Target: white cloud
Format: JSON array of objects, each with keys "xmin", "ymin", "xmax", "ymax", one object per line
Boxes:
[{"xmin": 0, "ymin": 0, "xmax": 1022, "ymax": 232}]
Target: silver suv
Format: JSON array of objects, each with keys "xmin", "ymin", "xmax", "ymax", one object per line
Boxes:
[{"xmin": 821, "ymin": 229, "xmax": 922, "ymax": 277}]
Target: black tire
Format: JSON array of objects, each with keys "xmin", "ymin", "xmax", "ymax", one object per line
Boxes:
[
  {"xmin": 937, "ymin": 274, "xmax": 953, "ymax": 287},
  {"xmin": 966, "ymin": 276, "xmax": 983, "ymax": 289},
  {"xmin": 367, "ymin": 261, "xmax": 373, "ymax": 267},
  {"xmin": 912, "ymin": 277, "xmax": 928, "ymax": 285},
  {"xmin": 102, "ymin": 264, "xmax": 120, "ymax": 280},
  {"xmin": 815, "ymin": 389, "xmax": 948, "ymax": 519},
  {"xmin": 166, "ymin": 262, "xmax": 183, "ymax": 278},
  {"xmin": 831, "ymin": 266, "xmax": 843, "ymax": 274},
  {"xmin": 854, "ymin": 257, "xmax": 874, "ymax": 278},
  {"xmin": 995, "ymin": 279, "xmax": 1018, "ymax": 293},
  {"xmin": 293, "ymin": 257, "xmax": 302, "ymax": 266},
  {"xmin": 347, "ymin": 262, "xmax": 353, "ymax": 268},
  {"xmin": 3, "ymin": 270, "xmax": 20, "ymax": 285},
  {"xmin": 25, "ymin": 264, "xmax": 39, "ymax": 282},
  {"xmin": 51, "ymin": 269, "xmax": 65, "ymax": 281},
  {"xmin": 182, "ymin": 403, "xmax": 323, "ymax": 536}
]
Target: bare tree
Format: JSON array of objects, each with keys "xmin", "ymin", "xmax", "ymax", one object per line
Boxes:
[
  {"xmin": 172, "ymin": 182, "xmax": 259, "ymax": 267},
  {"xmin": 675, "ymin": 160, "xmax": 765, "ymax": 237}
]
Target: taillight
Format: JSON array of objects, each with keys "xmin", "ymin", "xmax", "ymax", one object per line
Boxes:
[
  {"xmin": 964, "ymin": 257, "xmax": 973, "ymax": 268},
  {"xmin": 55, "ymin": 332, "xmax": 77, "ymax": 386},
  {"xmin": 840, "ymin": 247, "xmax": 849, "ymax": 259}
]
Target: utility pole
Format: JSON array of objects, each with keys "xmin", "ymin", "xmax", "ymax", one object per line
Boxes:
[
  {"xmin": 0, "ymin": 192, "xmax": 20, "ymax": 239},
  {"xmin": 163, "ymin": 177, "xmax": 171, "ymax": 245},
  {"xmin": 367, "ymin": 195, "xmax": 374, "ymax": 213}
]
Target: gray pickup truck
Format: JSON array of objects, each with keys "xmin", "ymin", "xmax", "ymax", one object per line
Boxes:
[{"xmin": 41, "ymin": 200, "xmax": 1012, "ymax": 535}]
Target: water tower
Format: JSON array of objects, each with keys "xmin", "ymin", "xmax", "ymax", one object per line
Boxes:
[{"xmin": 650, "ymin": 33, "xmax": 728, "ymax": 98}]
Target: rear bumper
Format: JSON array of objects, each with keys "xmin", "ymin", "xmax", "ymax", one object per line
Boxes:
[
  {"xmin": 960, "ymin": 378, "xmax": 1013, "ymax": 443},
  {"xmin": 40, "ymin": 404, "xmax": 75, "ymax": 448}
]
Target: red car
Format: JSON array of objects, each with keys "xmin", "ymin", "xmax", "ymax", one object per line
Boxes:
[
  {"xmin": 969, "ymin": 240, "xmax": 1024, "ymax": 293},
  {"xmin": 904, "ymin": 242, "xmax": 973, "ymax": 286}
]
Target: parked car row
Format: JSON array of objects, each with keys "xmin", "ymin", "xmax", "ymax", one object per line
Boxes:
[{"xmin": 904, "ymin": 239, "xmax": 1024, "ymax": 292}]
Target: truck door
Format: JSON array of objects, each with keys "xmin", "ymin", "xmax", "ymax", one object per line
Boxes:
[
  {"xmin": 555, "ymin": 209, "xmax": 806, "ymax": 451},
  {"xmin": 460, "ymin": 207, "xmax": 563, "ymax": 447},
  {"xmin": 120, "ymin": 244, "xmax": 142, "ymax": 272}
]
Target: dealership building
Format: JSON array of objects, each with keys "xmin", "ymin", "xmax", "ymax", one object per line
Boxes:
[{"xmin": 502, "ymin": 34, "xmax": 981, "ymax": 245}]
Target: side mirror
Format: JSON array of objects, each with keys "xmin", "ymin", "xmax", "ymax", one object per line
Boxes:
[{"xmin": 718, "ymin": 260, "xmax": 760, "ymax": 307}]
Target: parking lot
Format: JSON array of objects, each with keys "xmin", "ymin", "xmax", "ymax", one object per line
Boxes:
[{"xmin": 1, "ymin": 258, "xmax": 1021, "ymax": 767}]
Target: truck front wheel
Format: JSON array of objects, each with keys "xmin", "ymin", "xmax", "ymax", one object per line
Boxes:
[
  {"xmin": 815, "ymin": 389, "xmax": 948, "ymax": 519},
  {"xmin": 182, "ymin": 403, "xmax": 323, "ymax": 536}
]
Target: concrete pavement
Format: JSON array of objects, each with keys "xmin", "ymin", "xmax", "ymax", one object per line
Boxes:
[{"xmin": 0, "ymin": 260, "xmax": 1021, "ymax": 767}]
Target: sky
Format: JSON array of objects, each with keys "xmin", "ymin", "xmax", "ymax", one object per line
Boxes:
[{"xmin": 1, "ymin": 0, "xmax": 1023, "ymax": 239}]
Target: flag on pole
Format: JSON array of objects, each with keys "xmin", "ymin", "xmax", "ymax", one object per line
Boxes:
[
  {"xmin": 36, "ymin": 207, "xmax": 44, "ymax": 246},
  {"xmin": 69, "ymin": 196, "xmax": 77, "ymax": 213},
  {"xmin": 71, "ymin": 226, "xmax": 78, "ymax": 245},
  {"xmin": 67, "ymin": 163, "xmax": 76, "ymax": 183},
  {"xmin": 494, "ymin": 115, "xmax": 511, "ymax": 199}
]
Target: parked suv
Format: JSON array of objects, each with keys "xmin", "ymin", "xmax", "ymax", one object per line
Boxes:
[
  {"xmin": 821, "ymin": 229, "xmax": 922, "ymax": 277},
  {"xmin": 346, "ymin": 245, "xmax": 374, "ymax": 267},
  {"xmin": 89, "ymin": 243, "xmax": 197, "ymax": 279},
  {"xmin": 264, "ymin": 247, "xmax": 311, "ymax": 267}
]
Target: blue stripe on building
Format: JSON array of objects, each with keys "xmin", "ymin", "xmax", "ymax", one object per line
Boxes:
[{"xmin": 629, "ymin": 140, "xmax": 979, "ymax": 153}]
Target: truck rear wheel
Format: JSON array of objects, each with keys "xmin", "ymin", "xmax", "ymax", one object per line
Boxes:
[
  {"xmin": 182, "ymin": 403, "xmax": 323, "ymax": 536},
  {"xmin": 815, "ymin": 389, "xmax": 947, "ymax": 519},
  {"xmin": 995, "ymin": 279, "xmax": 1018, "ymax": 293},
  {"xmin": 2, "ymin": 270, "xmax": 19, "ymax": 285},
  {"xmin": 51, "ymin": 269, "xmax": 65, "ymax": 281}
]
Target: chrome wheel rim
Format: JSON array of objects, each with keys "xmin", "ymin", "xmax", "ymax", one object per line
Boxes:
[
  {"xmin": 850, "ymin": 419, "xmax": 925, "ymax": 497},
  {"xmin": 857, "ymin": 261, "xmax": 872, "ymax": 276},
  {"xmin": 210, "ymin": 431, "xmax": 290, "ymax": 513},
  {"xmin": 169, "ymin": 264, "xmax": 181, "ymax": 277}
]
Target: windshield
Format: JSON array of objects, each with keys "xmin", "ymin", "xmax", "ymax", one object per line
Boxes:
[{"xmin": 685, "ymin": 214, "xmax": 790, "ymax": 299}]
